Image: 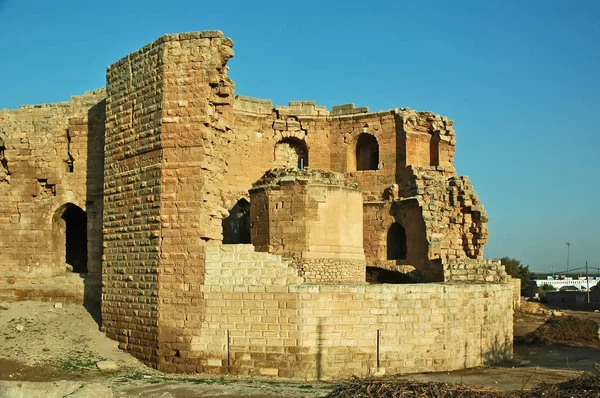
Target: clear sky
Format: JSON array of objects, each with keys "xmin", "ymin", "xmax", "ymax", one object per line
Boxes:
[{"xmin": 1, "ymin": 0, "xmax": 598, "ymax": 274}]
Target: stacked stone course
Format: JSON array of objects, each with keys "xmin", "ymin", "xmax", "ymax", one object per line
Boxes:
[
  {"xmin": 250, "ymin": 168, "xmax": 365, "ymax": 283},
  {"xmin": 0, "ymin": 89, "xmax": 105, "ymax": 303},
  {"xmin": 0, "ymin": 30, "xmax": 513, "ymax": 379}
]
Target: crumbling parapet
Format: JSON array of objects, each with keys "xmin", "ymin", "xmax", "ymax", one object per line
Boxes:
[
  {"xmin": 249, "ymin": 168, "xmax": 365, "ymax": 283},
  {"xmin": 383, "ymin": 165, "xmax": 507, "ymax": 283}
]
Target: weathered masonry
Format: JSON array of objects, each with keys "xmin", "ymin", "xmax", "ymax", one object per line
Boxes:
[{"xmin": 0, "ymin": 31, "xmax": 514, "ymax": 379}]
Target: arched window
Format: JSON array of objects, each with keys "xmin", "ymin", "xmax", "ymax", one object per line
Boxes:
[
  {"xmin": 222, "ymin": 199, "xmax": 251, "ymax": 244},
  {"xmin": 274, "ymin": 138, "xmax": 308, "ymax": 169},
  {"xmin": 356, "ymin": 133, "xmax": 379, "ymax": 171},
  {"xmin": 387, "ymin": 223, "xmax": 407, "ymax": 260},
  {"xmin": 54, "ymin": 204, "xmax": 88, "ymax": 273}
]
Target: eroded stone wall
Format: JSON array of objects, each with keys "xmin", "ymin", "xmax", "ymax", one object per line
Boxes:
[
  {"xmin": 0, "ymin": 30, "xmax": 509, "ymax": 378},
  {"xmin": 0, "ymin": 90, "xmax": 105, "ymax": 302},
  {"xmin": 249, "ymin": 169, "xmax": 365, "ymax": 283},
  {"xmin": 157, "ymin": 31, "xmax": 236, "ymax": 370}
]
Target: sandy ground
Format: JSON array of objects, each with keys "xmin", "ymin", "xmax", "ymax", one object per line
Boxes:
[{"xmin": 0, "ymin": 299, "xmax": 599, "ymax": 397}]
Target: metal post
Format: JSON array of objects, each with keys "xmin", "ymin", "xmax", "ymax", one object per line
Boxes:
[
  {"xmin": 376, "ymin": 329, "xmax": 380, "ymax": 369},
  {"xmin": 551, "ymin": 266, "xmax": 556, "ymax": 278},
  {"xmin": 226, "ymin": 329, "xmax": 231, "ymax": 373},
  {"xmin": 566, "ymin": 242, "xmax": 571, "ymax": 274},
  {"xmin": 586, "ymin": 261, "xmax": 590, "ymax": 304}
]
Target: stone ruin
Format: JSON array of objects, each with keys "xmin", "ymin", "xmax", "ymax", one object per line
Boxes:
[{"xmin": 0, "ymin": 31, "xmax": 515, "ymax": 379}]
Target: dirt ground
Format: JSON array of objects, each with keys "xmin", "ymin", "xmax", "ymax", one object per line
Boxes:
[{"xmin": 0, "ymin": 299, "xmax": 599, "ymax": 397}]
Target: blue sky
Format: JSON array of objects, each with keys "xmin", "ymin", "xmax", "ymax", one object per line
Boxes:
[{"xmin": 1, "ymin": 0, "xmax": 598, "ymax": 273}]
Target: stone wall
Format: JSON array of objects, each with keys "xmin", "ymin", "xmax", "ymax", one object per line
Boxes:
[
  {"xmin": 0, "ymin": 30, "xmax": 511, "ymax": 378},
  {"xmin": 510, "ymin": 277, "xmax": 521, "ymax": 308},
  {"xmin": 0, "ymin": 89, "xmax": 105, "ymax": 303},
  {"xmin": 249, "ymin": 168, "xmax": 365, "ymax": 283},
  {"xmin": 204, "ymin": 245, "xmax": 303, "ymax": 287},
  {"xmin": 102, "ymin": 36, "xmax": 166, "ymax": 365},
  {"xmin": 188, "ymin": 260, "xmax": 513, "ymax": 379}
]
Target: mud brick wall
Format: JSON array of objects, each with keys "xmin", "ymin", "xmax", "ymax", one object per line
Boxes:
[
  {"xmin": 0, "ymin": 90, "xmax": 105, "ymax": 300},
  {"xmin": 249, "ymin": 169, "xmax": 365, "ymax": 283},
  {"xmin": 191, "ymin": 281, "xmax": 513, "ymax": 379},
  {"xmin": 102, "ymin": 38, "xmax": 165, "ymax": 365}
]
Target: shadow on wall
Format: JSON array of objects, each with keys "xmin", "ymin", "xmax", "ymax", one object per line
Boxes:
[
  {"xmin": 366, "ymin": 266, "xmax": 414, "ymax": 284},
  {"xmin": 222, "ymin": 198, "xmax": 251, "ymax": 244},
  {"xmin": 482, "ymin": 334, "xmax": 512, "ymax": 367},
  {"xmin": 84, "ymin": 99, "xmax": 106, "ymax": 328},
  {"xmin": 316, "ymin": 317, "xmax": 323, "ymax": 380}
]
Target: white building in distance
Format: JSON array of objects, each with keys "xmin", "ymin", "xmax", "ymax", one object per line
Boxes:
[{"xmin": 535, "ymin": 276, "xmax": 600, "ymax": 291}]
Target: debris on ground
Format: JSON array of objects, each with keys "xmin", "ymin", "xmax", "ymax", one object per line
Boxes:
[
  {"xmin": 0, "ymin": 301, "xmax": 146, "ymax": 371},
  {"xmin": 523, "ymin": 372, "xmax": 600, "ymax": 398},
  {"xmin": 518, "ymin": 301, "xmax": 550, "ymax": 315},
  {"xmin": 516, "ymin": 315, "xmax": 600, "ymax": 348},
  {"xmin": 326, "ymin": 372, "xmax": 600, "ymax": 398},
  {"xmin": 325, "ymin": 378, "xmax": 505, "ymax": 398},
  {"xmin": 0, "ymin": 380, "xmax": 113, "ymax": 398},
  {"xmin": 96, "ymin": 360, "xmax": 118, "ymax": 371}
]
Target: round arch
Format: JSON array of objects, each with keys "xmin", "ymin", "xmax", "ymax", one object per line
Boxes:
[
  {"xmin": 222, "ymin": 198, "xmax": 251, "ymax": 244},
  {"xmin": 347, "ymin": 132, "xmax": 380, "ymax": 172},
  {"xmin": 274, "ymin": 137, "xmax": 309, "ymax": 169},
  {"xmin": 387, "ymin": 222, "xmax": 407, "ymax": 260},
  {"xmin": 52, "ymin": 203, "xmax": 88, "ymax": 273}
]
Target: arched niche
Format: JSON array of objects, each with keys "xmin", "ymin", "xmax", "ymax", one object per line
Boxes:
[
  {"xmin": 349, "ymin": 133, "xmax": 379, "ymax": 171},
  {"xmin": 387, "ymin": 222, "xmax": 407, "ymax": 260},
  {"xmin": 274, "ymin": 138, "xmax": 308, "ymax": 169},
  {"xmin": 53, "ymin": 203, "xmax": 88, "ymax": 273},
  {"xmin": 222, "ymin": 198, "xmax": 251, "ymax": 244}
]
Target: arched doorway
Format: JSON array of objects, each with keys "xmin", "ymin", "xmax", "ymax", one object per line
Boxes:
[
  {"xmin": 356, "ymin": 133, "xmax": 379, "ymax": 171},
  {"xmin": 274, "ymin": 138, "xmax": 308, "ymax": 169},
  {"xmin": 54, "ymin": 204, "xmax": 88, "ymax": 273},
  {"xmin": 387, "ymin": 222, "xmax": 407, "ymax": 260},
  {"xmin": 222, "ymin": 199, "xmax": 251, "ymax": 244}
]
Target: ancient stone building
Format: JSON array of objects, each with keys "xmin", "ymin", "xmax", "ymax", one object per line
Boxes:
[{"xmin": 0, "ymin": 31, "xmax": 514, "ymax": 379}]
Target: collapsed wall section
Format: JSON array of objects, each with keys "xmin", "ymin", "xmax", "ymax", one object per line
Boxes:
[{"xmin": 394, "ymin": 166, "xmax": 507, "ymax": 282}]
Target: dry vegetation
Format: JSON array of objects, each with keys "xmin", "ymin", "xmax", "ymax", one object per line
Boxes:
[{"xmin": 326, "ymin": 372, "xmax": 600, "ymax": 398}]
